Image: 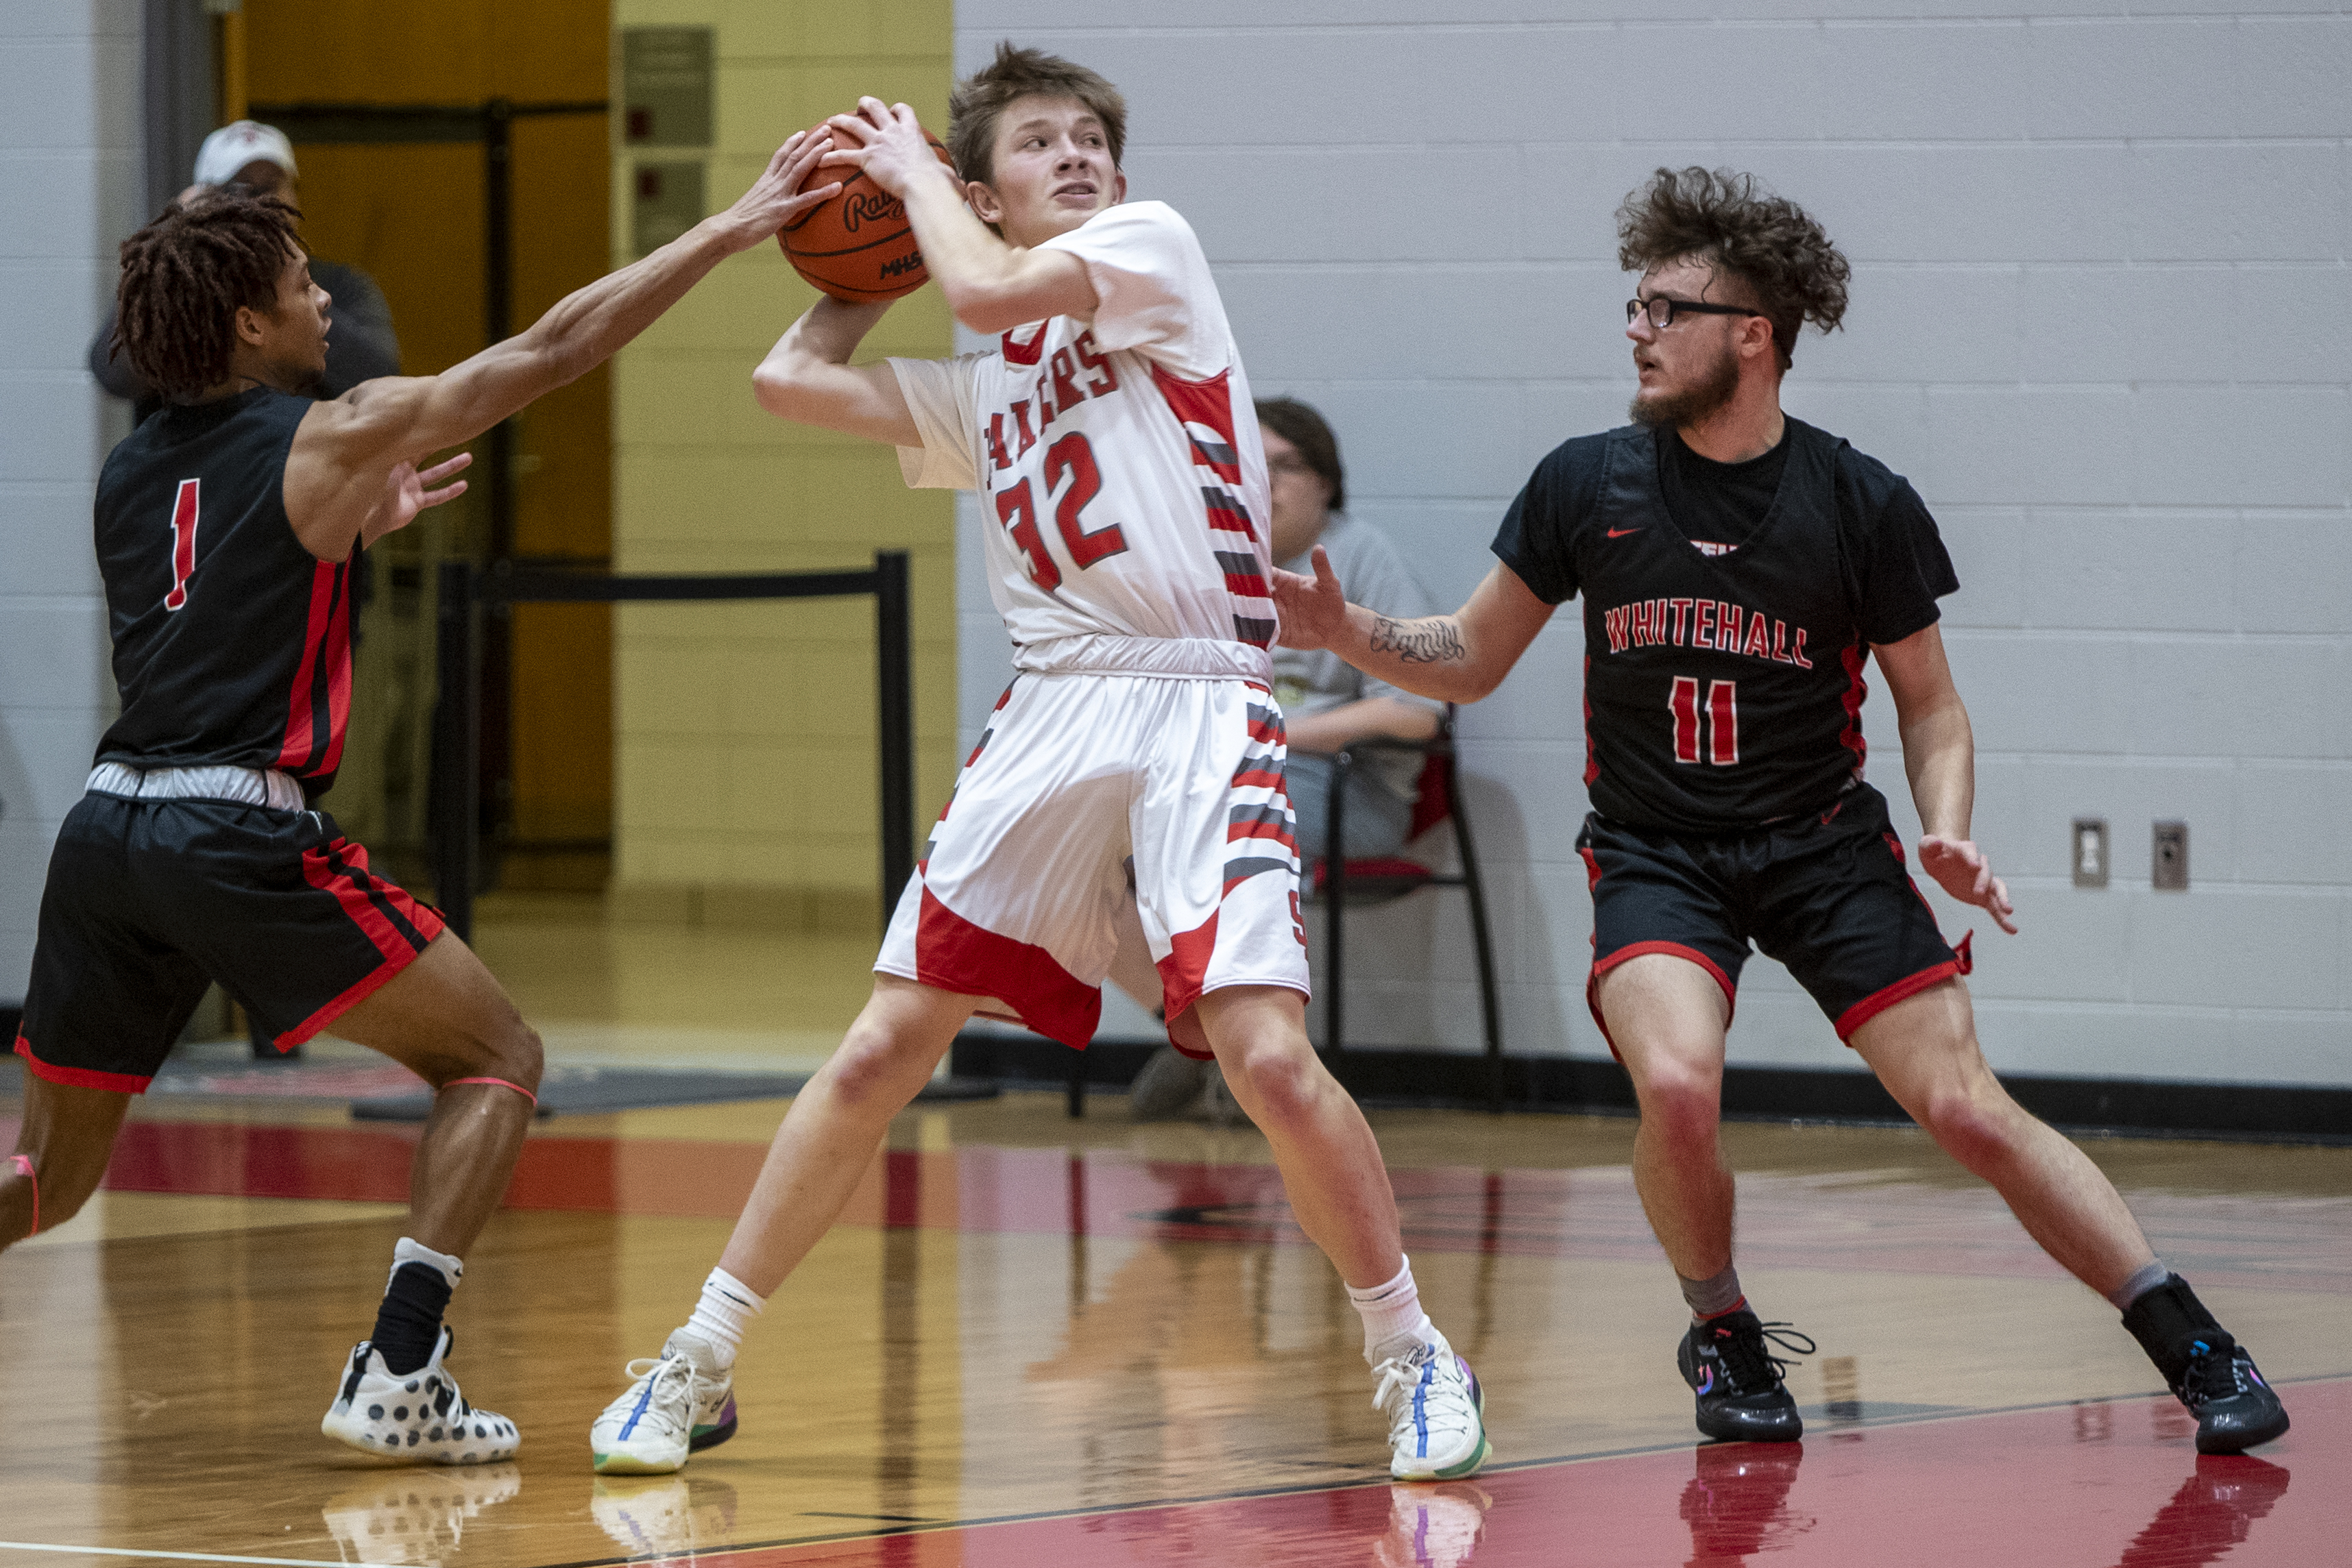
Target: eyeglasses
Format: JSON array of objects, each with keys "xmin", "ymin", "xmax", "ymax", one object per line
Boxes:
[{"xmin": 1627, "ymin": 296, "xmax": 1767, "ymax": 330}]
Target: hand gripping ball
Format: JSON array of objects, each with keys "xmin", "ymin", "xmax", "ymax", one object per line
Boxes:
[{"xmin": 779, "ymin": 125, "xmax": 957, "ymax": 303}]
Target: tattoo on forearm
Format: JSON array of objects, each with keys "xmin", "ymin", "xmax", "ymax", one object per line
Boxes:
[{"xmin": 1369, "ymin": 615, "xmax": 1464, "ymax": 663}]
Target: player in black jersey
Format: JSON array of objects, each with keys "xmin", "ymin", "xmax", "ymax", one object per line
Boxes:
[
  {"xmin": 1276, "ymin": 168, "xmax": 2286, "ymax": 1456},
  {"xmin": 1, "ymin": 136, "xmax": 845, "ymax": 1464}
]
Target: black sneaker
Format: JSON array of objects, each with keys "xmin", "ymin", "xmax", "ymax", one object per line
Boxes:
[
  {"xmin": 2121, "ymin": 1274, "xmax": 2291, "ymax": 1455},
  {"xmin": 1676, "ymin": 1308, "xmax": 1814, "ymax": 1443}
]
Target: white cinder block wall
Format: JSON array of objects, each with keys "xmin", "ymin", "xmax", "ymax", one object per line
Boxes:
[
  {"xmin": 0, "ymin": 1, "xmax": 138, "ymax": 1004},
  {"xmin": 952, "ymin": 3, "xmax": 2351, "ymax": 1088}
]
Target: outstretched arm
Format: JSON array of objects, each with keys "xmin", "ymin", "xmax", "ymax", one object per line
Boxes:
[
  {"xmin": 1273, "ymin": 552, "xmax": 1554, "ymax": 706},
  {"xmin": 1875, "ymin": 622, "xmax": 2018, "ymax": 934},
  {"xmin": 284, "ymin": 132, "xmax": 842, "ymax": 559}
]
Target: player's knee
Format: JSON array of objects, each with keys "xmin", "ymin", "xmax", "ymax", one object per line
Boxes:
[
  {"xmin": 1919, "ymin": 1081, "xmax": 2022, "ymax": 1173},
  {"xmin": 1228, "ymin": 1041, "xmax": 1322, "ymax": 1131},
  {"xmin": 494, "ymin": 1022, "xmax": 544, "ymax": 1093},
  {"xmin": 1632, "ymin": 1057, "xmax": 1723, "ymax": 1147},
  {"xmin": 824, "ymin": 1023, "xmax": 928, "ymax": 1112}
]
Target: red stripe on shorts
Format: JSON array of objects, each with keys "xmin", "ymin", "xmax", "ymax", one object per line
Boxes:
[
  {"xmin": 14, "ymin": 1034, "xmax": 153, "ymax": 1094},
  {"xmin": 281, "ymin": 840, "xmax": 445, "ymax": 1047},
  {"xmin": 912, "ymin": 885, "xmax": 1100, "ymax": 1051}
]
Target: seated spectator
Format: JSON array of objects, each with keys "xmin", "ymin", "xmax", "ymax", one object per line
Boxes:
[
  {"xmin": 1255, "ymin": 395, "xmax": 1446, "ymax": 870},
  {"xmin": 1123, "ymin": 397, "xmax": 1444, "ymax": 1120}
]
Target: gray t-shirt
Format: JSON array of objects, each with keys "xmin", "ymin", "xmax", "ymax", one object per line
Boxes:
[{"xmin": 1273, "ymin": 513, "xmax": 1445, "ymax": 803}]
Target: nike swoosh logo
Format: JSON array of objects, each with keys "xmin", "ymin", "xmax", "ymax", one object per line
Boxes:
[{"xmin": 1606, "ymin": 527, "xmax": 1643, "ymax": 539}]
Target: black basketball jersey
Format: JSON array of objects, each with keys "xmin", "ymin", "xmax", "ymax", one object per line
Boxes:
[
  {"xmin": 1493, "ymin": 417, "xmax": 1957, "ymax": 833},
  {"xmin": 91, "ymin": 387, "xmax": 356, "ymax": 796}
]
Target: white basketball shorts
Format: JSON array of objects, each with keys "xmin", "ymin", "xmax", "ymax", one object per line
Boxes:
[{"xmin": 875, "ymin": 671, "xmax": 1310, "ymax": 1050}]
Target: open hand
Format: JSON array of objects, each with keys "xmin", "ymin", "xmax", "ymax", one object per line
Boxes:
[
  {"xmin": 715, "ymin": 130, "xmax": 843, "ymax": 249},
  {"xmin": 1270, "ymin": 543, "xmax": 1350, "ymax": 651},
  {"xmin": 379, "ymin": 451, "xmax": 472, "ymax": 537},
  {"xmin": 823, "ymin": 98, "xmax": 949, "ymax": 201},
  {"xmin": 1919, "ymin": 834, "xmax": 2017, "ymax": 935}
]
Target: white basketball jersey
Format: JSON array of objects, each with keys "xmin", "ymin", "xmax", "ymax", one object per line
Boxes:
[{"xmin": 890, "ymin": 201, "xmax": 1275, "ymax": 659}]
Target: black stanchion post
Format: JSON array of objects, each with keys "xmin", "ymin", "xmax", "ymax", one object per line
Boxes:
[
  {"xmin": 1324, "ymin": 752, "xmax": 1349, "ymax": 1076},
  {"xmin": 1447, "ymin": 745, "xmax": 1507, "ymax": 1114},
  {"xmin": 432, "ymin": 561, "xmax": 481, "ymax": 944},
  {"xmin": 875, "ymin": 550, "xmax": 914, "ymax": 935},
  {"xmin": 479, "ymin": 97, "xmax": 517, "ymax": 857}
]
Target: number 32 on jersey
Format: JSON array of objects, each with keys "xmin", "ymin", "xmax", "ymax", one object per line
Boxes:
[
  {"xmin": 994, "ymin": 433, "xmax": 1126, "ymax": 590},
  {"xmin": 1670, "ymin": 676, "xmax": 1738, "ymax": 765}
]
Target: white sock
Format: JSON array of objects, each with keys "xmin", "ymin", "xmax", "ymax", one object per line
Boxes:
[
  {"xmin": 389, "ymin": 1236, "xmax": 463, "ymax": 1291},
  {"xmin": 677, "ymin": 1266, "xmax": 764, "ymax": 1371},
  {"xmin": 1347, "ymin": 1256, "xmax": 1438, "ymax": 1366}
]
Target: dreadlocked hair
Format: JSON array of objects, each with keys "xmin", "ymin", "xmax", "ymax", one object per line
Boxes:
[
  {"xmin": 1616, "ymin": 167, "xmax": 1848, "ymax": 372},
  {"xmin": 949, "ymin": 42, "xmax": 1126, "ymax": 188},
  {"xmin": 112, "ymin": 191, "xmax": 306, "ymax": 401}
]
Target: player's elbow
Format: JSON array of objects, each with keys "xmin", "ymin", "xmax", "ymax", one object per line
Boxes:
[
  {"xmin": 751, "ymin": 358, "xmax": 820, "ymax": 422},
  {"xmin": 940, "ymin": 266, "xmax": 1052, "ymax": 337},
  {"xmin": 536, "ymin": 336, "xmax": 598, "ymax": 391},
  {"xmin": 1451, "ymin": 661, "xmax": 1509, "ymax": 706},
  {"xmin": 941, "ymin": 280, "xmax": 1026, "ymax": 337}
]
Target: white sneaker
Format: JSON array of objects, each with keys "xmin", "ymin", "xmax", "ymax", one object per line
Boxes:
[
  {"xmin": 1372, "ymin": 1338, "xmax": 1490, "ymax": 1481},
  {"xmin": 321, "ymin": 1327, "xmax": 520, "ymax": 1465},
  {"xmin": 590, "ymin": 1334, "xmax": 738, "ymax": 1475}
]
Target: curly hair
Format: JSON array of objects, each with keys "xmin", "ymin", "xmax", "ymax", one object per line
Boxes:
[
  {"xmin": 949, "ymin": 42, "xmax": 1126, "ymax": 188},
  {"xmin": 112, "ymin": 191, "xmax": 306, "ymax": 402},
  {"xmin": 1616, "ymin": 167, "xmax": 1848, "ymax": 372}
]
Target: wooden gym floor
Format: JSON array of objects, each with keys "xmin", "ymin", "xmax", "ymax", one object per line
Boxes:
[{"xmin": 2, "ymin": 898, "xmax": 2347, "ymax": 1567}]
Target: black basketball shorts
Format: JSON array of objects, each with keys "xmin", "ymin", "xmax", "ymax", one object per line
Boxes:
[
  {"xmin": 1575, "ymin": 783, "xmax": 1972, "ymax": 1056},
  {"xmin": 13, "ymin": 792, "xmax": 445, "ymax": 1092}
]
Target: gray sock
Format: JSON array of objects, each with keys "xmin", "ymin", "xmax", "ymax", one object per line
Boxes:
[
  {"xmin": 1679, "ymin": 1263, "xmax": 1745, "ymax": 1320},
  {"xmin": 2106, "ymin": 1259, "xmax": 2170, "ymax": 1313}
]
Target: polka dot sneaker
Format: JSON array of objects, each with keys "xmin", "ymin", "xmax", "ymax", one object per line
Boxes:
[{"xmin": 321, "ymin": 1327, "xmax": 520, "ymax": 1465}]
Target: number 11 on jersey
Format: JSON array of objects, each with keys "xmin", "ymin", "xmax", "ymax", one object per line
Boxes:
[
  {"xmin": 163, "ymin": 478, "xmax": 200, "ymax": 612},
  {"xmin": 1670, "ymin": 676, "xmax": 1739, "ymax": 765}
]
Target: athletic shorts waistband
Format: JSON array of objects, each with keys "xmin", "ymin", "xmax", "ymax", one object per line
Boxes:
[
  {"xmin": 87, "ymin": 761, "xmax": 306, "ymax": 811},
  {"xmin": 1014, "ymin": 635, "xmax": 1273, "ymax": 684}
]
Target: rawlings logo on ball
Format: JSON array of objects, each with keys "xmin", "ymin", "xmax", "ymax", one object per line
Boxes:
[{"xmin": 842, "ymin": 191, "xmax": 904, "ymax": 234}]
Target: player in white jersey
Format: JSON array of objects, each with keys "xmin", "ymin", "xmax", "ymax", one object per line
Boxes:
[{"xmin": 590, "ymin": 45, "xmax": 1488, "ymax": 1485}]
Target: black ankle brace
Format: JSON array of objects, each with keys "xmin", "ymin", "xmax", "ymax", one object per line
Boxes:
[
  {"xmin": 372, "ymin": 1260, "xmax": 454, "ymax": 1377},
  {"xmin": 2120, "ymin": 1273, "xmax": 2231, "ymax": 1388}
]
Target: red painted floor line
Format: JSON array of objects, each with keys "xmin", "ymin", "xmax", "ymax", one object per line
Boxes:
[
  {"xmin": 30, "ymin": 1118, "xmax": 2349, "ymax": 1291},
  {"xmin": 610, "ymin": 1377, "xmax": 2349, "ymax": 1568}
]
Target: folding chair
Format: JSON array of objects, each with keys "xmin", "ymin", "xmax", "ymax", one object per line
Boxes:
[{"xmin": 1312, "ymin": 712, "xmax": 1505, "ymax": 1110}]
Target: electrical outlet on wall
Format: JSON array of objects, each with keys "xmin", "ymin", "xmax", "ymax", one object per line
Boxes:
[
  {"xmin": 2072, "ymin": 819, "xmax": 2109, "ymax": 888},
  {"xmin": 2153, "ymin": 821, "xmax": 2189, "ymax": 891}
]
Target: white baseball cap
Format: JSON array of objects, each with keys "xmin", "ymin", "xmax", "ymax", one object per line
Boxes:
[{"xmin": 193, "ymin": 121, "xmax": 298, "ymax": 188}]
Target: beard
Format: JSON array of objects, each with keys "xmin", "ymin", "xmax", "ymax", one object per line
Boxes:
[{"xmin": 1629, "ymin": 340, "xmax": 1741, "ymax": 429}]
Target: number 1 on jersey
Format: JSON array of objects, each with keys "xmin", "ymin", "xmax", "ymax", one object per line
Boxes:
[
  {"xmin": 1670, "ymin": 676, "xmax": 1738, "ymax": 765},
  {"xmin": 163, "ymin": 478, "xmax": 200, "ymax": 612}
]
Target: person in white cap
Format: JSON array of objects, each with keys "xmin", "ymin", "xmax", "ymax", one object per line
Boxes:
[{"xmin": 90, "ymin": 122, "xmax": 400, "ymax": 424}]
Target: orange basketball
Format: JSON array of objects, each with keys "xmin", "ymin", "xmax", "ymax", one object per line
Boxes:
[{"xmin": 779, "ymin": 126, "xmax": 956, "ymax": 303}]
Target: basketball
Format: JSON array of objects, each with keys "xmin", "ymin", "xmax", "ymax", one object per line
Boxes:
[{"xmin": 779, "ymin": 126, "xmax": 956, "ymax": 303}]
